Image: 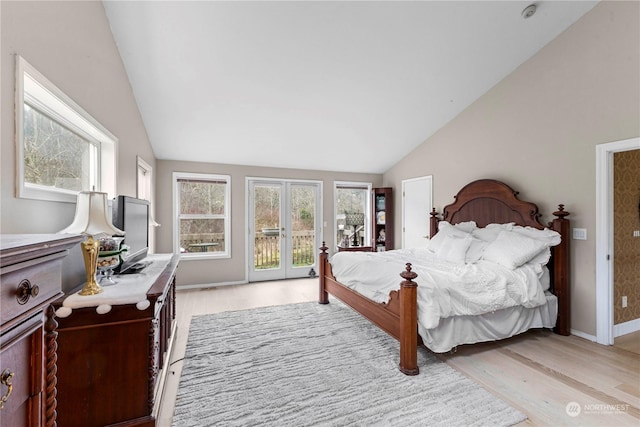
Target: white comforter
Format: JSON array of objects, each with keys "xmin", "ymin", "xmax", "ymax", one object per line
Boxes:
[{"xmin": 329, "ymin": 248, "xmax": 549, "ymax": 331}]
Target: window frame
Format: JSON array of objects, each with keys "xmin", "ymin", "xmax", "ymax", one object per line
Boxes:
[
  {"xmin": 173, "ymin": 172, "xmax": 231, "ymax": 259},
  {"xmin": 333, "ymin": 181, "xmax": 372, "ymax": 249},
  {"xmin": 137, "ymin": 156, "xmax": 157, "ymax": 252},
  {"xmin": 15, "ymin": 55, "xmax": 117, "ymax": 203}
]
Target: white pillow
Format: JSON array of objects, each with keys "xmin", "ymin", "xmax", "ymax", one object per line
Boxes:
[
  {"xmin": 453, "ymin": 221, "xmax": 477, "ymax": 233},
  {"xmin": 428, "ymin": 221, "xmax": 470, "ymax": 253},
  {"xmin": 465, "ymin": 238, "xmax": 487, "ymax": 263},
  {"xmin": 436, "ymin": 234, "xmax": 473, "ymax": 263},
  {"xmin": 511, "ymin": 225, "xmax": 561, "ymax": 246},
  {"xmin": 471, "ymin": 223, "xmax": 513, "ymax": 242},
  {"xmin": 482, "ymin": 230, "xmax": 549, "ymax": 269}
]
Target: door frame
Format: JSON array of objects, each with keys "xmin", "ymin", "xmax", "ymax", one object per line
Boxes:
[
  {"xmin": 595, "ymin": 137, "xmax": 640, "ymax": 345},
  {"xmin": 245, "ymin": 177, "xmax": 323, "ymax": 282}
]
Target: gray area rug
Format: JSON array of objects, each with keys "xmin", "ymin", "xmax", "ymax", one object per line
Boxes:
[{"xmin": 172, "ymin": 300, "xmax": 527, "ymax": 426}]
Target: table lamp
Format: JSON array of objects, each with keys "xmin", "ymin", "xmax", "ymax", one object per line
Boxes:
[
  {"xmin": 58, "ymin": 191, "xmax": 124, "ymax": 296},
  {"xmin": 345, "ymin": 213, "xmax": 365, "ymax": 247}
]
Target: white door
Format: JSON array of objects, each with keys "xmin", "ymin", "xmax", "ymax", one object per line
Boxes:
[
  {"xmin": 248, "ymin": 179, "xmax": 321, "ymax": 282},
  {"xmin": 402, "ymin": 176, "xmax": 433, "ymax": 249}
]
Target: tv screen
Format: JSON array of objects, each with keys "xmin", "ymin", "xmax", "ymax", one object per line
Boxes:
[{"xmin": 112, "ymin": 196, "xmax": 149, "ymax": 274}]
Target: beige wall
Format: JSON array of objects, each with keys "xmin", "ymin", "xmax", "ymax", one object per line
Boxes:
[
  {"xmin": 0, "ymin": 1, "xmax": 156, "ymax": 291},
  {"xmin": 383, "ymin": 1, "xmax": 640, "ymax": 336},
  {"xmin": 156, "ymin": 159, "xmax": 381, "ymax": 287}
]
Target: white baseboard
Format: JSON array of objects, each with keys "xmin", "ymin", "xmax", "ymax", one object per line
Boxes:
[
  {"xmin": 570, "ymin": 329, "xmax": 597, "ymax": 342},
  {"xmin": 614, "ymin": 318, "xmax": 640, "ymax": 337},
  {"xmin": 176, "ymin": 280, "xmax": 248, "ymax": 291}
]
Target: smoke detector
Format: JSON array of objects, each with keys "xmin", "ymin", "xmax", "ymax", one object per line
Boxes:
[{"xmin": 522, "ymin": 4, "xmax": 537, "ymax": 19}]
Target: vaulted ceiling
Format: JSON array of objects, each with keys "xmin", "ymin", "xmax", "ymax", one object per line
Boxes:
[{"xmin": 103, "ymin": 1, "xmax": 598, "ymax": 174}]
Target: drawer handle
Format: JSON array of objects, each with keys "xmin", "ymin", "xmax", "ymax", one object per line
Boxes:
[
  {"xmin": 16, "ymin": 279, "xmax": 39, "ymax": 305},
  {"xmin": 0, "ymin": 369, "xmax": 14, "ymax": 410}
]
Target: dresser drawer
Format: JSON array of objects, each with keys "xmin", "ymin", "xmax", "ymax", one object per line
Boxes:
[
  {"xmin": 0, "ymin": 313, "xmax": 44, "ymax": 426},
  {"xmin": 0, "ymin": 253, "xmax": 65, "ymax": 327}
]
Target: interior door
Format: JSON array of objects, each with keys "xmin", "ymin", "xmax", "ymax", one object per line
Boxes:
[
  {"xmin": 248, "ymin": 179, "xmax": 321, "ymax": 282},
  {"xmin": 402, "ymin": 176, "xmax": 433, "ymax": 249}
]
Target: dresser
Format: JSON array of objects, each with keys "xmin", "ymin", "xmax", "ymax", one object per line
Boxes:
[
  {"xmin": 53, "ymin": 254, "xmax": 179, "ymax": 427},
  {"xmin": 0, "ymin": 234, "xmax": 83, "ymax": 427}
]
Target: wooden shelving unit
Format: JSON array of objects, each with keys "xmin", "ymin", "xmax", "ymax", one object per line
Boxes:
[{"xmin": 372, "ymin": 187, "xmax": 393, "ymax": 251}]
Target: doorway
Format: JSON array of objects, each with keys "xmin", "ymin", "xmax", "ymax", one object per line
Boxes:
[
  {"xmin": 595, "ymin": 137, "xmax": 640, "ymax": 345},
  {"xmin": 401, "ymin": 176, "xmax": 433, "ymax": 249},
  {"xmin": 247, "ymin": 178, "xmax": 322, "ymax": 282}
]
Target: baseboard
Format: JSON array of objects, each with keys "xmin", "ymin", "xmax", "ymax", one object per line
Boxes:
[
  {"xmin": 614, "ymin": 318, "xmax": 640, "ymax": 337},
  {"xmin": 570, "ymin": 329, "xmax": 597, "ymax": 342},
  {"xmin": 176, "ymin": 280, "xmax": 248, "ymax": 291}
]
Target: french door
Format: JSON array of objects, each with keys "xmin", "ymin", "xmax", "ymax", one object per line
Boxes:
[{"xmin": 248, "ymin": 179, "xmax": 321, "ymax": 282}]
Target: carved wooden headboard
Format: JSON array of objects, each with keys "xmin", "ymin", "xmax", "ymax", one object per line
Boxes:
[{"xmin": 429, "ymin": 179, "xmax": 546, "ymax": 235}]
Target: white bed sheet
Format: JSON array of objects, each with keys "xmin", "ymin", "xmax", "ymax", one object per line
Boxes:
[
  {"xmin": 329, "ymin": 248, "xmax": 556, "ymax": 352},
  {"xmin": 420, "ymin": 293, "xmax": 557, "ymax": 353}
]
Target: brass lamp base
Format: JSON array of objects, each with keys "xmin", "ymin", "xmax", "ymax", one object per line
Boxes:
[{"xmin": 78, "ymin": 235, "xmax": 103, "ymax": 296}]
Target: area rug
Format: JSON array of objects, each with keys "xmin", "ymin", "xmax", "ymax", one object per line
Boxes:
[{"xmin": 172, "ymin": 301, "xmax": 527, "ymax": 426}]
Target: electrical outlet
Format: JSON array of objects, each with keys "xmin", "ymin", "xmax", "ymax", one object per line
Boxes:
[
  {"xmin": 633, "ymin": 230, "xmax": 640, "ymax": 238},
  {"xmin": 622, "ymin": 296, "xmax": 628, "ymax": 308}
]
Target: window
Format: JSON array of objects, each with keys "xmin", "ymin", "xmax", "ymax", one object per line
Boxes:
[
  {"xmin": 334, "ymin": 181, "xmax": 372, "ymax": 248},
  {"xmin": 174, "ymin": 172, "xmax": 231, "ymax": 258},
  {"xmin": 15, "ymin": 56, "xmax": 117, "ymax": 202}
]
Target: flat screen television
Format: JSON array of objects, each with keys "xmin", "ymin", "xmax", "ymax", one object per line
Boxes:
[{"xmin": 112, "ymin": 195, "xmax": 150, "ymax": 274}]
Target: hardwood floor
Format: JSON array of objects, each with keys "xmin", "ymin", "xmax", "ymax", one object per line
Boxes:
[
  {"xmin": 615, "ymin": 331, "xmax": 640, "ymax": 355},
  {"xmin": 158, "ymin": 279, "xmax": 639, "ymax": 427}
]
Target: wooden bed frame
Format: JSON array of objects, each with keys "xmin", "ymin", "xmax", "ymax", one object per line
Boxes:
[{"xmin": 319, "ymin": 179, "xmax": 570, "ymax": 375}]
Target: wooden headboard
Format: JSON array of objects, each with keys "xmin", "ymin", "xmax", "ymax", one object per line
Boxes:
[
  {"xmin": 429, "ymin": 179, "xmax": 571, "ymax": 335},
  {"xmin": 429, "ymin": 179, "xmax": 547, "ymax": 232}
]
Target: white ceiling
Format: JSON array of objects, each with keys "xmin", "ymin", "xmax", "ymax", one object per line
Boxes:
[{"xmin": 103, "ymin": 1, "xmax": 598, "ymax": 174}]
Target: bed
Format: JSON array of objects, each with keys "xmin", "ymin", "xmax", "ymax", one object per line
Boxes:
[{"xmin": 319, "ymin": 179, "xmax": 570, "ymax": 375}]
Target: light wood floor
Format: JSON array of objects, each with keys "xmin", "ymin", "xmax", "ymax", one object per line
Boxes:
[
  {"xmin": 616, "ymin": 331, "xmax": 640, "ymax": 354},
  {"xmin": 158, "ymin": 279, "xmax": 639, "ymax": 427}
]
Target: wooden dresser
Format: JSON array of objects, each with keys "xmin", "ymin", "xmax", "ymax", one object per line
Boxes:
[
  {"xmin": 53, "ymin": 254, "xmax": 179, "ymax": 427},
  {"xmin": 0, "ymin": 234, "xmax": 83, "ymax": 427}
]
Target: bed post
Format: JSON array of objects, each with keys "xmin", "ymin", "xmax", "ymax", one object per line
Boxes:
[
  {"xmin": 319, "ymin": 242, "xmax": 329, "ymax": 305},
  {"xmin": 430, "ymin": 208, "xmax": 439, "ymax": 239},
  {"xmin": 399, "ymin": 263, "xmax": 419, "ymax": 376},
  {"xmin": 550, "ymin": 205, "xmax": 570, "ymax": 336}
]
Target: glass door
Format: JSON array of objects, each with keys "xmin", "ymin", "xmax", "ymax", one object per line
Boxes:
[{"xmin": 248, "ymin": 179, "xmax": 321, "ymax": 282}]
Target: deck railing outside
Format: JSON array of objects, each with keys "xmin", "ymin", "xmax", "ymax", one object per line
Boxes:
[
  {"xmin": 181, "ymin": 231, "xmax": 315, "ymax": 269},
  {"xmin": 254, "ymin": 231, "xmax": 315, "ymax": 269}
]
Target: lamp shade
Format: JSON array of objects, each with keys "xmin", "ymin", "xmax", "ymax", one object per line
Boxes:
[
  {"xmin": 345, "ymin": 213, "xmax": 365, "ymax": 226},
  {"xmin": 59, "ymin": 191, "xmax": 124, "ymax": 237}
]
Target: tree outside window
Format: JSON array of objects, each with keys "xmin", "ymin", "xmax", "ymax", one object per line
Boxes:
[{"xmin": 174, "ymin": 173, "xmax": 231, "ymax": 258}]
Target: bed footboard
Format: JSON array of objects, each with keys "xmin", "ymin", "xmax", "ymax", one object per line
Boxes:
[{"xmin": 318, "ymin": 244, "xmax": 419, "ymax": 375}]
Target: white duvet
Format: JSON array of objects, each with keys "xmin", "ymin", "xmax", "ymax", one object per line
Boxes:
[{"xmin": 329, "ymin": 248, "xmax": 549, "ymax": 332}]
